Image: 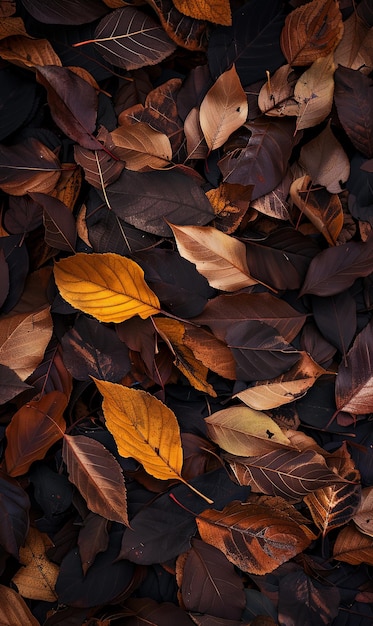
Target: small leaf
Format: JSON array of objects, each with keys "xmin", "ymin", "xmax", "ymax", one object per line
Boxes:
[
  {"xmin": 199, "ymin": 65, "xmax": 248, "ymax": 151},
  {"xmin": 0, "ymin": 138, "xmax": 60, "ymax": 196},
  {"xmin": 12, "ymin": 527, "xmax": 59, "ymax": 601},
  {"xmin": 63, "ymin": 434, "xmax": 129, "ymax": 525},
  {"xmin": 173, "ymin": 0, "xmax": 231, "ymax": 25},
  {"xmin": 54, "ymin": 252, "xmax": 161, "ymax": 323},
  {"xmin": 31, "ymin": 192, "xmax": 77, "ymax": 252}
]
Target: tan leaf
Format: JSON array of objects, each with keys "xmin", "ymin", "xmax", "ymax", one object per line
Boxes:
[
  {"xmin": 54, "ymin": 252, "xmax": 161, "ymax": 323},
  {"xmin": 110, "ymin": 120, "xmax": 172, "ymax": 170},
  {"xmin": 205, "ymin": 405, "xmax": 291, "ymax": 456},
  {"xmin": 333, "ymin": 524, "xmax": 373, "ymax": 565},
  {"xmin": 199, "ymin": 65, "xmax": 248, "ymax": 151},
  {"xmin": 354, "ymin": 487, "xmax": 373, "ymax": 537},
  {"xmin": 67, "ymin": 66, "xmax": 100, "ymax": 90},
  {"xmin": 170, "ymin": 223, "xmax": 258, "ymax": 291},
  {"xmin": 235, "ymin": 352, "xmax": 327, "ymax": 410},
  {"xmin": 334, "ymin": 11, "xmax": 373, "ymax": 75},
  {"xmin": 183, "ymin": 324, "xmax": 236, "ymax": 380},
  {"xmin": 0, "ymin": 1, "xmax": 16, "ymax": 18},
  {"xmin": 93, "ymin": 379, "xmax": 212, "ymax": 502},
  {"xmin": 172, "ymin": 0, "xmax": 232, "ymax": 25},
  {"xmin": 280, "ymin": 0, "xmax": 343, "ymax": 66},
  {"xmin": 0, "ymin": 585, "xmax": 39, "ymax": 626},
  {"xmin": 258, "ymin": 64, "xmax": 299, "ymax": 117},
  {"xmin": 196, "ymin": 496, "xmax": 315, "ymax": 575},
  {"xmin": 51, "ymin": 163, "xmax": 82, "ymax": 210},
  {"xmin": 299, "ymin": 123, "xmax": 350, "ymax": 194},
  {"xmin": 153, "ymin": 317, "xmax": 216, "ymax": 397},
  {"xmin": 294, "ymin": 53, "xmax": 336, "ymax": 131},
  {"xmin": 184, "ymin": 106, "xmax": 209, "ymax": 160},
  {"xmin": 12, "ymin": 527, "xmax": 59, "ymax": 602},
  {"xmin": 290, "ymin": 175, "xmax": 343, "ymax": 245},
  {"xmin": 0, "ymin": 16, "xmax": 28, "ymax": 40},
  {"xmin": 0, "ymin": 306, "xmax": 53, "ymax": 380},
  {"xmin": 0, "ymin": 35, "xmax": 61, "ymax": 69}
]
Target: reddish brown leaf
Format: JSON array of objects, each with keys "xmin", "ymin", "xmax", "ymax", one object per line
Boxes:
[
  {"xmin": 77, "ymin": 513, "xmax": 109, "ymax": 576},
  {"xmin": 334, "ymin": 66, "xmax": 373, "ymax": 158},
  {"xmin": 74, "ymin": 144, "xmax": 124, "ymax": 190},
  {"xmin": 30, "ymin": 192, "xmax": 77, "ymax": 252},
  {"xmin": 147, "ymin": 0, "xmax": 208, "ymax": 51},
  {"xmin": 0, "ymin": 585, "xmax": 39, "ymax": 626},
  {"xmin": 0, "ymin": 138, "xmax": 60, "ymax": 196},
  {"xmin": 333, "ymin": 524, "xmax": 373, "ymax": 565}
]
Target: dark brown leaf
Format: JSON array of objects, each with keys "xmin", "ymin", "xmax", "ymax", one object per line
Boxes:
[
  {"xmin": 30, "ymin": 192, "xmax": 77, "ymax": 253},
  {"xmin": 148, "ymin": 0, "xmax": 208, "ymax": 51},
  {"xmin": 21, "ymin": 0, "xmax": 108, "ymax": 25},
  {"xmin": 334, "ymin": 66, "xmax": 373, "ymax": 158},
  {"xmin": 0, "ymin": 138, "xmax": 60, "ymax": 196}
]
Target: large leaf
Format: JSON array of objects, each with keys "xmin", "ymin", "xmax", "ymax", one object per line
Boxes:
[
  {"xmin": 334, "ymin": 66, "xmax": 373, "ymax": 158},
  {"xmin": 205, "ymin": 405, "xmax": 291, "ymax": 456},
  {"xmin": 103, "ymin": 168, "xmax": 215, "ymax": 236},
  {"xmin": 199, "ymin": 65, "xmax": 248, "ymax": 152},
  {"xmin": 54, "ymin": 252, "xmax": 161, "ymax": 323},
  {"xmin": 300, "ymin": 234, "xmax": 373, "ymax": 297},
  {"xmin": 335, "ymin": 319, "xmax": 373, "ymax": 415},
  {"xmin": 170, "ymin": 223, "xmax": 258, "ymax": 291},
  {"xmin": 207, "ymin": 0, "xmax": 285, "ymax": 85},
  {"xmin": 228, "ymin": 448, "xmax": 348, "ymax": 500},
  {"xmin": 93, "ymin": 379, "xmax": 211, "ymax": 502},
  {"xmin": 62, "ymin": 434, "xmax": 129, "ymax": 525},
  {"xmin": 196, "ymin": 496, "xmax": 315, "ymax": 575},
  {"xmin": 179, "ymin": 538, "xmax": 245, "ymax": 619},
  {"xmin": 36, "ymin": 65, "xmax": 101, "ymax": 150},
  {"xmin": 5, "ymin": 391, "xmax": 67, "ymax": 477},
  {"xmin": 0, "ymin": 585, "xmax": 39, "ymax": 626},
  {"xmin": 0, "ymin": 35, "xmax": 62, "ymax": 69},
  {"xmin": 0, "ymin": 138, "xmax": 60, "ymax": 196},
  {"xmin": 92, "ymin": 7, "xmax": 176, "ymax": 70},
  {"xmin": 280, "ymin": 0, "xmax": 343, "ymax": 66}
]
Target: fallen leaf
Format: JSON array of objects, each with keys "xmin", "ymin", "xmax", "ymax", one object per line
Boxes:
[
  {"xmin": 0, "ymin": 138, "xmax": 61, "ymax": 196},
  {"xmin": 0, "ymin": 35, "xmax": 61, "ymax": 69},
  {"xmin": 294, "ymin": 53, "xmax": 336, "ymax": 131},
  {"xmin": 333, "ymin": 524, "xmax": 373, "ymax": 566},
  {"xmin": 334, "ymin": 10, "xmax": 373, "ymax": 75},
  {"xmin": 173, "ymin": 0, "xmax": 232, "ymax": 26},
  {"xmin": 354, "ymin": 487, "xmax": 373, "ymax": 537},
  {"xmin": 109, "ymin": 120, "xmax": 172, "ymax": 170},
  {"xmin": 12, "ymin": 527, "xmax": 59, "ymax": 601},
  {"xmin": 0, "ymin": 585, "xmax": 39, "ymax": 626}
]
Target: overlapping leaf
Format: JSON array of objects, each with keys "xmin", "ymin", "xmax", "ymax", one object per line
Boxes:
[
  {"xmin": 0, "ymin": 138, "xmax": 60, "ymax": 196},
  {"xmin": 11, "ymin": 527, "xmax": 59, "ymax": 601}
]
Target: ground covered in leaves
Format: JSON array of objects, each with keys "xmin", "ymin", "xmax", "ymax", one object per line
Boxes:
[{"xmin": 0, "ymin": 0, "xmax": 373, "ymax": 624}]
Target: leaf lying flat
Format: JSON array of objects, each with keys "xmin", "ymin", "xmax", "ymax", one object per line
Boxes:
[
  {"xmin": 173, "ymin": 0, "xmax": 232, "ymax": 25},
  {"xmin": 335, "ymin": 319, "xmax": 373, "ymax": 414},
  {"xmin": 0, "ymin": 585, "xmax": 39, "ymax": 626},
  {"xmin": 333, "ymin": 524, "xmax": 373, "ymax": 565},
  {"xmin": 93, "ymin": 7, "xmax": 176, "ymax": 70},
  {"xmin": 293, "ymin": 53, "xmax": 336, "ymax": 131},
  {"xmin": 228, "ymin": 448, "xmax": 348, "ymax": 500},
  {"xmin": 54, "ymin": 252, "xmax": 161, "ymax": 323},
  {"xmin": 109, "ymin": 121, "xmax": 172, "ymax": 170},
  {"xmin": 63, "ymin": 435, "xmax": 129, "ymax": 525},
  {"xmin": 334, "ymin": 66, "xmax": 373, "ymax": 158},
  {"xmin": 11, "ymin": 527, "xmax": 59, "ymax": 602},
  {"xmin": 0, "ymin": 138, "xmax": 60, "ymax": 196}
]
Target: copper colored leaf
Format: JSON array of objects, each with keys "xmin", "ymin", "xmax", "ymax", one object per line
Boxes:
[
  {"xmin": 333, "ymin": 524, "xmax": 373, "ymax": 565},
  {"xmin": 0, "ymin": 306, "xmax": 53, "ymax": 381},
  {"xmin": 183, "ymin": 325, "xmax": 236, "ymax": 380},
  {"xmin": 74, "ymin": 145, "xmax": 124, "ymax": 190},
  {"xmin": 0, "ymin": 138, "xmax": 60, "ymax": 196},
  {"xmin": 12, "ymin": 527, "xmax": 59, "ymax": 601},
  {"xmin": 0, "ymin": 16, "xmax": 27, "ymax": 39},
  {"xmin": 196, "ymin": 497, "xmax": 315, "ymax": 575},
  {"xmin": 92, "ymin": 7, "xmax": 176, "ymax": 70},
  {"xmin": 334, "ymin": 66, "xmax": 373, "ymax": 158},
  {"xmin": 173, "ymin": 0, "xmax": 231, "ymax": 25},
  {"xmin": 54, "ymin": 252, "xmax": 161, "ymax": 323},
  {"xmin": 300, "ymin": 234, "xmax": 373, "ymax": 297},
  {"xmin": 20, "ymin": 0, "xmax": 108, "ymax": 25},
  {"xmin": 170, "ymin": 223, "xmax": 258, "ymax": 291},
  {"xmin": 0, "ymin": 35, "xmax": 61, "ymax": 69},
  {"xmin": 228, "ymin": 448, "xmax": 349, "ymax": 500},
  {"xmin": 354, "ymin": 487, "xmax": 373, "ymax": 537},
  {"xmin": 30, "ymin": 192, "xmax": 77, "ymax": 253},
  {"xmin": 334, "ymin": 11, "xmax": 373, "ymax": 75},
  {"xmin": 290, "ymin": 176, "xmax": 343, "ymax": 246},
  {"xmin": 205, "ymin": 405, "xmax": 291, "ymax": 456},
  {"xmin": 0, "ymin": 585, "xmax": 39, "ymax": 626},
  {"xmin": 293, "ymin": 53, "xmax": 336, "ymax": 131},
  {"xmin": 280, "ymin": 0, "xmax": 343, "ymax": 66},
  {"xmin": 304, "ymin": 443, "xmax": 361, "ymax": 536},
  {"xmin": 109, "ymin": 121, "xmax": 172, "ymax": 170},
  {"xmin": 36, "ymin": 65, "xmax": 101, "ymax": 150},
  {"xmin": 199, "ymin": 65, "xmax": 248, "ymax": 152},
  {"xmin": 299, "ymin": 123, "xmax": 350, "ymax": 194},
  {"xmin": 63, "ymin": 435, "xmax": 129, "ymax": 525},
  {"xmin": 179, "ymin": 538, "xmax": 245, "ymax": 619},
  {"xmin": 236, "ymin": 352, "xmax": 327, "ymax": 410},
  {"xmin": 335, "ymin": 319, "xmax": 373, "ymax": 415},
  {"xmin": 147, "ymin": 0, "xmax": 208, "ymax": 51},
  {"xmin": 5, "ymin": 391, "xmax": 67, "ymax": 477}
]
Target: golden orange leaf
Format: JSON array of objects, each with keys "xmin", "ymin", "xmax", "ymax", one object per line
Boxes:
[
  {"xmin": 183, "ymin": 324, "xmax": 237, "ymax": 380},
  {"xmin": 93, "ymin": 379, "xmax": 212, "ymax": 502},
  {"xmin": 51, "ymin": 163, "xmax": 82, "ymax": 210},
  {"xmin": 172, "ymin": 0, "xmax": 232, "ymax": 25},
  {"xmin": 54, "ymin": 252, "xmax": 161, "ymax": 323},
  {"xmin": 199, "ymin": 65, "xmax": 248, "ymax": 151},
  {"xmin": 12, "ymin": 527, "xmax": 59, "ymax": 602}
]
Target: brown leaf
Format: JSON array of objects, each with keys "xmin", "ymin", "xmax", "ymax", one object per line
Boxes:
[
  {"xmin": 0, "ymin": 138, "xmax": 60, "ymax": 196},
  {"xmin": 258, "ymin": 64, "xmax": 299, "ymax": 117},
  {"xmin": 334, "ymin": 10, "xmax": 373, "ymax": 75},
  {"xmin": 0, "ymin": 16, "xmax": 28, "ymax": 40},
  {"xmin": 293, "ymin": 53, "xmax": 336, "ymax": 131},
  {"xmin": 5, "ymin": 391, "xmax": 67, "ymax": 477},
  {"xmin": 333, "ymin": 523, "xmax": 373, "ymax": 566},
  {"xmin": 250, "ymin": 170, "xmax": 292, "ymax": 221},
  {"xmin": 109, "ymin": 120, "xmax": 172, "ymax": 170},
  {"xmin": 0, "ymin": 34, "xmax": 61, "ymax": 70},
  {"xmin": 290, "ymin": 176, "xmax": 343, "ymax": 246},
  {"xmin": 196, "ymin": 497, "xmax": 315, "ymax": 575},
  {"xmin": 74, "ymin": 143, "xmax": 124, "ymax": 190},
  {"xmin": 0, "ymin": 584, "xmax": 39, "ymax": 626},
  {"xmin": 147, "ymin": 0, "xmax": 208, "ymax": 51},
  {"xmin": 78, "ymin": 512, "xmax": 109, "ymax": 576},
  {"xmin": 63, "ymin": 434, "xmax": 129, "ymax": 525},
  {"xmin": 183, "ymin": 325, "xmax": 236, "ymax": 380},
  {"xmin": 280, "ymin": 0, "xmax": 343, "ymax": 66},
  {"xmin": 184, "ymin": 106, "xmax": 209, "ymax": 160},
  {"xmin": 334, "ymin": 66, "xmax": 373, "ymax": 158},
  {"xmin": 354, "ymin": 487, "xmax": 373, "ymax": 537},
  {"xmin": 30, "ymin": 192, "xmax": 77, "ymax": 252},
  {"xmin": 12, "ymin": 527, "xmax": 59, "ymax": 601},
  {"xmin": 206, "ymin": 182, "xmax": 253, "ymax": 234},
  {"xmin": 173, "ymin": 0, "xmax": 231, "ymax": 25}
]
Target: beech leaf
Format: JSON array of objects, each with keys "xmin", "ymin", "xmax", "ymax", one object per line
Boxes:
[
  {"xmin": 93, "ymin": 379, "xmax": 212, "ymax": 502},
  {"xmin": 199, "ymin": 65, "xmax": 248, "ymax": 152},
  {"xmin": 54, "ymin": 252, "xmax": 161, "ymax": 323},
  {"xmin": 62, "ymin": 434, "xmax": 129, "ymax": 525}
]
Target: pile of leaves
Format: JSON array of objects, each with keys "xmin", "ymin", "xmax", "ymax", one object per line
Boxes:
[{"xmin": 0, "ymin": 0, "xmax": 373, "ymax": 623}]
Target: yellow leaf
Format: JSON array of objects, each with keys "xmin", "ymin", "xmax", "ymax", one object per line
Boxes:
[
  {"xmin": 173, "ymin": 0, "xmax": 231, "ymax": 25},
  {"xmin": 294, "ymin": 53, "xmax": 336, "ymax": 131},
  {"xmin": 153, "ymin": 317, "xmax": 216, "ymax": 397},
  {"xmin": 199, "ymin": 65, "xmax": 248, "ymax": 151},
  {"xmin": 170, "ymin": 223, "xmax": 258, "ymax": 291},
  {"xmin": 205, "ymin": 405, "xmax": 291, "ymax": 456},
  {"xmin": 110, "ymin": 121, "xmax": 172, "ymax": 170},
  {"xmin": 54, "ymin": 252, "xmax": 161, "ymax": 323},
  {"xmin": 93, "ymin": 379, "xmax": 213, "ymax": 502},
  {"xmin": 0, "ymin": 585, "xmax": 39, "ymax": 626},
  {"xmin": 12, "ymin": 528, "xmax": 59, "ymax": 602}
]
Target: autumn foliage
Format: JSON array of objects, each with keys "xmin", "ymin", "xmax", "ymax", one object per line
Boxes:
[{"xmin": 0, "ymin": 0, "xmax": 373, "ymax": 624}]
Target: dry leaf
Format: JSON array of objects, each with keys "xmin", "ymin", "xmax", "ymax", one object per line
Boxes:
[
  {"xmin": 170, "ymin": 223, "xmax": 258, "ymax": 291},
  {"xmin": 109, "ymin": 121, "xmax": 172, "ymax": 170},
  {"xmin": 333, "ymin": 524, "xmax": 373, "ymax": 566},
  {"xmin": 199, "ymin": 65, "xmax": 248, "ymax": 151},
  {"xmin": 205, "ymin": 405, "xmax": 291, "ymax": 456},
  {"xmin": 354, "ymin": 487, "xmax": 373, "ymax": 537},
  {"xmin": 0, "ymin": 35, "xmax": 61, "ymax": 68},
  {"xmin": 334, "ymin": 11, "xmax": 373, "ymax": 75},
  {"xmin": 12, "ymin": 527, "xmax": 59, "ymax": 602},
  {"xmin": 258, "ymin": 64, "xmax": 298, "ymax": 117},
  {"xmin": 294, "ymin": 53, "xmax": 336, "ymax": 131},
  {"xmin": 184, "ymin": 106, "xmax": 209, "ymax": 160},
  {"xmin": 172, "ymin": 0, "xmax": 232, "ymax": 25},
  {"xmin": 0, "ymin": 16, "xmax": 28, "ymax": 40},
  {"xmin": 183, "ymin": 324, "xmax": 237, "ymax": 380},
  {"xmin": 54, "ymin": 252, "xmax": 161, "ymax": 323},
  {"xmin": 0, "ymin": 585, "xmax": 39, "ymax": 626}
]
